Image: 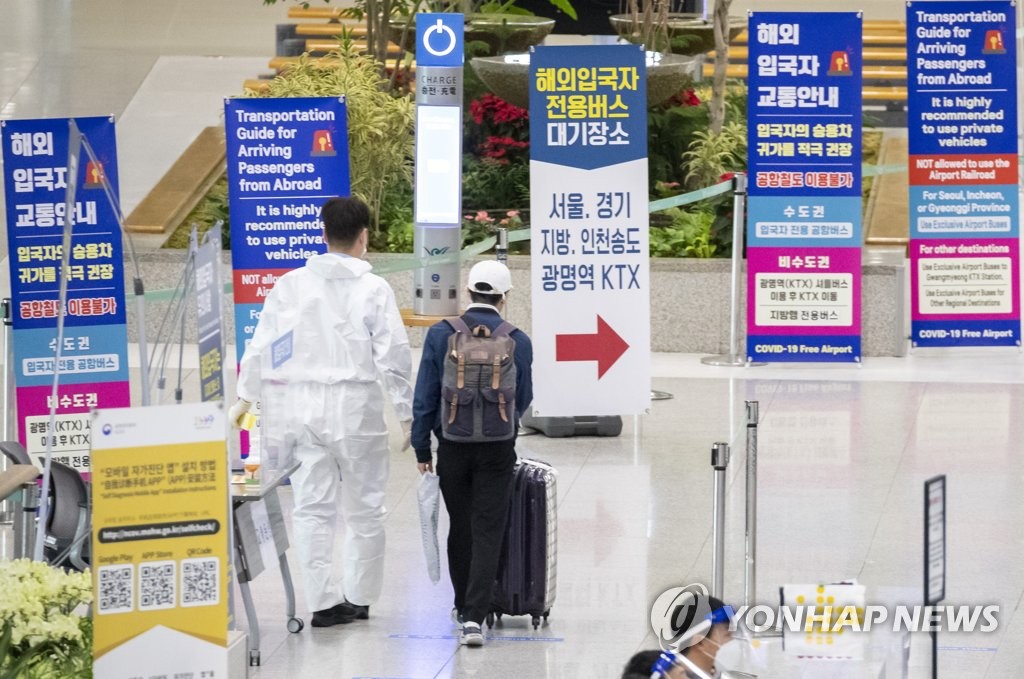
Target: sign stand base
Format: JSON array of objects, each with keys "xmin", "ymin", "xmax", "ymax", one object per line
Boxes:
[{"xmin": 700, "ymin": 354, "xmax": 765, "ymax": 367}]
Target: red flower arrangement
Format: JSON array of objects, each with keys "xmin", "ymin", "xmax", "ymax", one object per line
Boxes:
[
  {"xmin": 480, "ymin": 136, "xmax": 529, "ymax": 163},
  {"xmin": 467, "ymin": 93, "xmax": 530, "ymax": 164},
  {"xmin": 667, "ymin": 88, "xmax": 701, "ymax": 108}
]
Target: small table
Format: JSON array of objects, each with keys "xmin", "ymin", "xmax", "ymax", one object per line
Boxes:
[
  {"xmin": 230, "ymin": 461, "xmax": 301, "ymax": 667},
  {"xmin": 400, "ymin": 308, "xmax": 454, "ymax": 328}
]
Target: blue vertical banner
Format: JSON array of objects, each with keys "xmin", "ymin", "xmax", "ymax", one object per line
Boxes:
[
  {"xmin": 529, "ymin": 45, "xmax": 651, "ymax": 417},
  {"xmin": 1, "ymin": 117, "xmax": 130, "ymax": 474},
  {"xmin": 224, "ymin": 97, "xmax": 350, "ymax": 355},
  {"xmin": 194, "ymin": 230, "xmax": 225, "ymax": 402},
  {"xmin": 907, "ymin": 1, "xmax": 1019, "ymax": 347},
  {"xmin": 746, "ymin": 13, "xmax": 864, "ymax": 363}
]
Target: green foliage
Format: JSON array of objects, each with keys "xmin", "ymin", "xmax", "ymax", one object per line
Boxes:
[
  {"xmin": 376, "ymin": 180, "xmax": 414, "ymax": 252},
  {"xmin": 646, "ymin": 96, "xmax": 707, "ymax": 192},
  {"xmin": 254, "ymin": 45, "xmax": 415, "ymax": 236},
  {"xmin": 461, "ymin": 156, "xmax": 530, "ymax": 212},
  {"xmin": 682, "ymin": 120, "xmax": 747, "ymax": 189},
  {"xmin": 649, "ymin": 208, "xmax": 717, "ymax": 258},
  {"xmin": 386, "ymin": 220, "xmax": 414, "ymax": 253}
]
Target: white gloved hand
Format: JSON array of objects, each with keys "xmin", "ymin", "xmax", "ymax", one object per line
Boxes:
[
  {"xmin": 228, "ymin": 399, "xmax": 252, "ymax": 429},
  {"xmin": 401, "ymin": 419, "xmax": 413, "ymax": 452}
]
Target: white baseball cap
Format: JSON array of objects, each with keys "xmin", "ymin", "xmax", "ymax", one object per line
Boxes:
[{"xmin": 467, "ymin": 260, "xmax": 513, "ymax": 296}]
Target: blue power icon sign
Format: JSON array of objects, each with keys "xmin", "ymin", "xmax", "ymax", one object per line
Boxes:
[{"xmin": 416, "ymin": 13, "xmax": 464, "ymax": 67}]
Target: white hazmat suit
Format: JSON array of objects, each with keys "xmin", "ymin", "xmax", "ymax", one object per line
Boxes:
[{"xmin": 237, "ymin": 252, "xmax": 413, "ymax": 612}]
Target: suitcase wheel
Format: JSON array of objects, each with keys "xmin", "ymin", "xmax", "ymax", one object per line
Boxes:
[
  {"xmin": 485, "ymin": 612, "xmax": 495, "ymax": 629},
  {"xmin": 531, "ymin": 615, "xmax": 540, "ymax": 630},
  {"xmin": 495, "ymin": 612, "xmax": 503, "ymax": 625}
]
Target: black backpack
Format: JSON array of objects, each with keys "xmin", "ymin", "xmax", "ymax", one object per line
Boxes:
[{"xmin": 440, "ymin": 317, "xmax": 518, "ymax": 442}]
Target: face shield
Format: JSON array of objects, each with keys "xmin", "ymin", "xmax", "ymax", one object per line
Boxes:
[{"xmin": 674, "ymin": 605, "xmax": 760, "ymax": 679}]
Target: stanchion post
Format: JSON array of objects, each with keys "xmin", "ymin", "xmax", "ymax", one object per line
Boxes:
[
  {"xmin": 135, "ymin": 278, "xmax": 151, "ymax": 406},
  {"xmin": 496, "ymin": 227, "xmax": 508, "ymax": 265},
  {"xmin": 702, "ymin": 173, "xmax": 759, "ymax": 367},
  {"xmin": 2, "ymin": 297, "xmax": 12, "ymax": 441},
  {"xmin": 0, "ymin": 298, "xmax": 12, "ymax": 524},
  {"xmin": 711, "ymin": 441, "xmax": 730, "ymax": 600},
  {"xmin": 13, "ymin": 479, "xmax": 39, "ymax": 559},
  {"xmin": 744, "ymin": 400, "xmax": 759, "ymax": 607}
]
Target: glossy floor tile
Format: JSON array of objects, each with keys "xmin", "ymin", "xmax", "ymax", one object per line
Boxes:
[{"xmin": 214, "ymin": 351, "xmax": 1024, "ymax": 679}]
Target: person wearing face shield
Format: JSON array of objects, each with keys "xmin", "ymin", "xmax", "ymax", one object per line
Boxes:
[
  {"xmin": 621, "ymin": 649, "xmax": 686, "ymax": 678},
  {"xmin": 630, "ymin": 597, "xmax": 744, "ymax": 679},
  {"xmin": 681, "ymin": 597, "xmax": 736, "ymax": 677},
  {"xmin": 229, "ymin": 196, "xmax": 414, "ymax": 628}
]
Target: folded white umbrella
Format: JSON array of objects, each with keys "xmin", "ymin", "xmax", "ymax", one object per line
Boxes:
[{"xmin": 417, "ymin": 471, "xmax": 441, "ymax": 584}]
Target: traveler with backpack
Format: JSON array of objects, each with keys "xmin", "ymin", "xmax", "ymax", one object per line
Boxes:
[{"xmin": 411, "ymin": 260, "xmax": 533, "ymax": 647}]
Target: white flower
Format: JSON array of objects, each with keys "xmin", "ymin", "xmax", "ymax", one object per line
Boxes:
[{"xmin": 0, "ymin": 559, "xmax": 92, "ymax": 665}]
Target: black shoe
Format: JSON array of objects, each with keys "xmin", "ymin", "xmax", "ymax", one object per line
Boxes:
[
  {"xmin": 335, "ymin": 599, "xmax": 370, "ymax": 620},
  {"xmin": 311, "ymin": 604, "xmax": 358, "ymax": 628}
]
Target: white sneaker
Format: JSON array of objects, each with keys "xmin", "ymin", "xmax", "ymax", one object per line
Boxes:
[
  {"xmin": 451, "ymin": 607, "xmax": 463, "ymax": 627},
  {"xmin": 460, "ymin": 622, "xmax": 484, "ymax": 647}
]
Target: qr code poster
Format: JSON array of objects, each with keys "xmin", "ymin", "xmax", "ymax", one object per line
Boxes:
[
  {"xmin": 181, "ymin": 557, "xmax": 220, "ymax": 608},
  {"xmin": 91, "ymin": 402, "xmax": 228, "ymax": 676},
  {"xmin": 139, "ymin": 561, "xmax": 176, "ymax": 611},
  {"xmin": 97, "ymin": 564, "xmax": 134, "ymax": 615}
]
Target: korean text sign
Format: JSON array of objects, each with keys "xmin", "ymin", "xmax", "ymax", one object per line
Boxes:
[
  {"xmin": 91, "ymin": 403, "xmax": 229, "ymax": 679},
  {"xmin": 194, "ymin": 231, "xmax": 225, "ymax": 402},
  {"xmin": 1, "ymin": 117, "xmax": 130, "ymax": 474},
  {"xmin": 529, "ymin": 45, "xmax": 650, "ymax": 416},
  {"xmin": 224, "ymin": 97, "xmax": 350, "ymax": 354},
  {"xmin": 746, "ymin": 13, "xmax": 864, "ymax": 362},
  {"xmin": 907, "ymin": 1, "xmax": 1019, "ymax": 347}
]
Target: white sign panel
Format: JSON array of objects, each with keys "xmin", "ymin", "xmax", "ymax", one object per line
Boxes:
[{"xmin": 528, "ymin": 45, "xmax": 651, "ymax": 417}]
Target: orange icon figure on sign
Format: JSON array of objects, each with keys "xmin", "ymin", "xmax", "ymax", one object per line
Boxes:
[
  {"xmin": 311, "ymin": 130, "xmax": 336, "ymax": 156},
  {"xmin": 84, "ymin": 161, "xmax": 104, "ymax": 189},
  {"xmin": 982, "ymin": 29, "xmax": 1005, "ymax": 54},
  {"xmin": 827, "ymin": 51, "xmax": 852, "ymax": 76}
]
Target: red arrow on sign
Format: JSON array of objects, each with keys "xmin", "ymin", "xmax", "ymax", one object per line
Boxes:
[{"xmin": 555, "ymin": 315, "xmax": 629, "ymax": 379}]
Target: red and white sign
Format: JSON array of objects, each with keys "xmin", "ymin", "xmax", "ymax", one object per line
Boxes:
[{"xmin": 528, "ymin": 46, "xmax": 651, "ymax": 417}]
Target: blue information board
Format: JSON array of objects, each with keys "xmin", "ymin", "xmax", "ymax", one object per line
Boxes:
[
  {"xmin": 224, "ymin": 97, "xmax": 350, "ymax": 354},
  {"xmin": 906, "ymin": 1, "xmax": 1020, "ymax": 348},
  {"xmin": 1, "ymin": 116, "xmax": 130, "ymax": 472},
  {"xmin": 745, "ymin": 13, "xmax": 864, "ymax": 363}
]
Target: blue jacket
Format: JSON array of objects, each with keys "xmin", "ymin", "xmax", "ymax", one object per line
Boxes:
[{"xmin": 412, "ymin": 306, "xmax": 533, "ymax": 463}]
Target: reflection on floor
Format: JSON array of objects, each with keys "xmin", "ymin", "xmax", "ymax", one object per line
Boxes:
[{"xmin": 223, "ymin": 353, "xmax": 1024, "ymax": 679}]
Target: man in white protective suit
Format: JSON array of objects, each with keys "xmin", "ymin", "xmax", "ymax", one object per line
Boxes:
[{"xmin": 229, "ymin": 196, "xmax": 414, "ymax": 628}]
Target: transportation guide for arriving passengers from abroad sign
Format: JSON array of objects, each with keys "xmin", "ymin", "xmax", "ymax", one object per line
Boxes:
[
  {"xmin": 224, "ymin": 97, "xmax": 351, "ymax": 355},
  {"xmin": 746, "ymin": 12, "xmax": 864, "ymax": 363},
  {"xmin": 529, "ymin": 45, "xmax": 651, "ymax": 416},
  {"xmin": 907, "ymin": 1, "xmax": 1020, "ymax": 348},
  {"xmin": 1, "ymin": 117, "xmax": 130, "ymax": 475}
]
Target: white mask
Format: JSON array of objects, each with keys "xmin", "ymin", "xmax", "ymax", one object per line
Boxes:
[{"xmin": 709, "ymin": 639, "xmax": 759, "ymax": 678}]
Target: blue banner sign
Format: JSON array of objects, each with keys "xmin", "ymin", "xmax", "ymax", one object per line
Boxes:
[
  {"xmin": 224, "ymin": 96, "xmax": 350, "ymax": 354},
  {"xmin": 1, "ymin": 117, "xmax": 130, "ymax": 473},
  {"xmin": 746, "ymin": 12, "xmax": 864, "ymax": 363}
]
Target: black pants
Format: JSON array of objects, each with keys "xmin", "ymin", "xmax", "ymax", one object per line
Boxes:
[{"xmin": 437, "ymin": 438, "xmax": 516, "ymax": 625}]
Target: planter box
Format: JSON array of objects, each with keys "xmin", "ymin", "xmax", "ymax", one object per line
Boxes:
[{"xmin": 125, "ymin": 251, "xmax": 907, "ymax": 358}]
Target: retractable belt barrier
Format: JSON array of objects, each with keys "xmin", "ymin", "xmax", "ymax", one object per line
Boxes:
[{"xmin": 142, "ymin": 154, "xmax": 1024, "ymax": 302}]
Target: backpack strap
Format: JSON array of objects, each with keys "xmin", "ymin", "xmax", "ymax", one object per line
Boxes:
[
  {"xmin": 446, "ymin": 317, "xmax": 471, "ymax": 335},
  {"xmin": 492, "ymin": 321, "xmax": 516, "ymax": 338}
]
